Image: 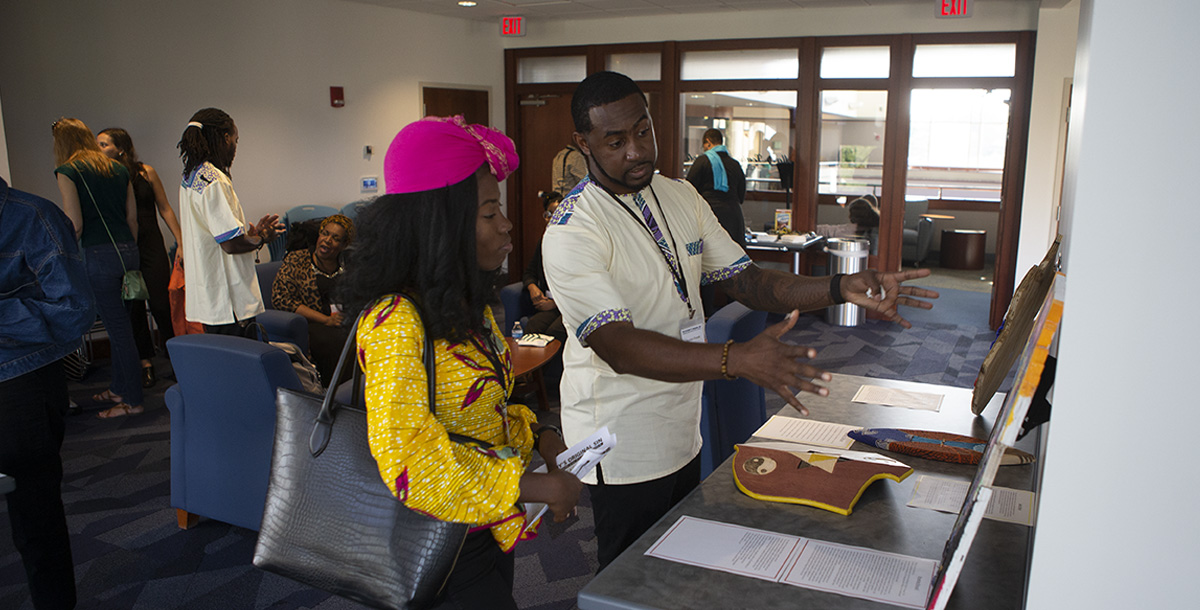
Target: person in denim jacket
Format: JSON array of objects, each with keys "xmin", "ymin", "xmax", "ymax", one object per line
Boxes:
[{"xmin": 1, "ymin": 175, "xmax": 95, "ymax": 609}]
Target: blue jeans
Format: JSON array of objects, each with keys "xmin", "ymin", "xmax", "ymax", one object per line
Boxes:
[{"xmin": 84, "ymin": 242, "xmax": 143, "ymax": 407}]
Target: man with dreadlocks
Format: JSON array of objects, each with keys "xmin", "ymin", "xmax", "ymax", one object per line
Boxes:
[{"xmin": 176, "ymin": 108, "xmax": 283, "ymax": 336}]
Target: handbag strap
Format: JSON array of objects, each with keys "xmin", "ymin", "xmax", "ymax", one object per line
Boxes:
[
  {"xmin": 309, "ymin": 293, "xmax": 484, "ymax": 457},
  {"xmin": 73, "ymin": 162, "xmax": 131, "ymax": 276}
]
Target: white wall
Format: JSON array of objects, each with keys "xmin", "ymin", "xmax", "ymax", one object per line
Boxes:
[
  {"xmin": 0, "ymin": 0, "xmax": 505, "ymax": 225},
  {"xmin": 1016, "ymin": 0, "xmax": 1080, "ymax": 274},
  {"xmin": 1027, "ymin": 1, "xmax": 1200, "ymax": 608},
  {"xmin": 502, "ymin": 1, "xmax": 1039, "ymax": 47}
]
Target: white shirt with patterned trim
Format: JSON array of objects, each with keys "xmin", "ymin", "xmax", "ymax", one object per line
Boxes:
[
  {"xmin": 178, "ymin": 162, "xmax": 264, "ymax": 325},
  {"xmin": 542, "ymin": 173, "xmax": 750, "ymax": 485}
]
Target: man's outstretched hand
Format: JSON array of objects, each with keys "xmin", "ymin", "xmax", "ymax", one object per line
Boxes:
[
  {"xmin": 727, "ymin": 310, "xmax": 830, "ymax": 416},
  {"xmin": 840, "ymin": 269, "xmax": 939, "ymax": 329}
]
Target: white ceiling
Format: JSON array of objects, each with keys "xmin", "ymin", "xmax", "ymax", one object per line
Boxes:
[{"xmin": 342, "ymin": 0, "xmax": 1059, "ymax": 22}]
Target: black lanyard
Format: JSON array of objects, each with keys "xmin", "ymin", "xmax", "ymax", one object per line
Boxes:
[{"xmin": 596, "ymin": 182, "xmax": 695, "ymax": 319}]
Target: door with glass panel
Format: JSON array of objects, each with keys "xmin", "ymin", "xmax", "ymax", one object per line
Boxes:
[{"xmin": 816, "ymin": 90, "xmax": 888, "ymax": 259}]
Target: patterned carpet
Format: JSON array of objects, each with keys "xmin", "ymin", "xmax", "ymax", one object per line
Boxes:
[{"xmin": 0, "ymin": 288, "xmax": 1001, "ymax": 610}]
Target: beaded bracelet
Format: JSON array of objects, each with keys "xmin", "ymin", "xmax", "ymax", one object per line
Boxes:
[{"xmin": 721, "ymin": 339, "xmax": 737, "ymax": 380}]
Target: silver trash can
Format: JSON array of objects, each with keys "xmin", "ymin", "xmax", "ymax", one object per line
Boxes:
[{"xmin": 825, "ymin": 237, "xmax": 869, "ymax": 326}]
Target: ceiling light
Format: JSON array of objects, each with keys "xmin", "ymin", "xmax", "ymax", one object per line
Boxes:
[{"xmin": 458, "ymin": 1, "xmax": 477, "ymax": 6}]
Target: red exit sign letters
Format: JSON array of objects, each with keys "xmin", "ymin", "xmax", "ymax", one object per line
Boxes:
[
  {"xmin": 501, "ymin": 16, "xmax": 525, "ymax": 36},
  {"xmin": 936, "ymin": 0, "xmax": 972, "ymax": 18}
]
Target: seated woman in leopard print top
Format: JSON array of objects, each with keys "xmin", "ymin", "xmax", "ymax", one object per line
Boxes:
[{"xmin": 271, "ymin": 213, "xmax": 354, "ymax": 384}]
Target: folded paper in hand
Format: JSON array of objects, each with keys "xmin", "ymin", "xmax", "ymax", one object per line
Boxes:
[
  {"xmin": 523, "ymin": 426, "xmax": 616, "ymax": 531},
  {"xmin": 517, "ymin": 333, "xmax": 553, "ymax": 347}
]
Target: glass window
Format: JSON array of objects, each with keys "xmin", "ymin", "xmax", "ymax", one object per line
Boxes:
[
  {"xmin": 906, "ymin": 88, "xmax": 1010, "ymax": 202},
  {"xmin": 607, "ymin": 53, "xmax": 661, "ymax": 81},
  {"xmin": 818, "ymin": 90, "xmax": 888, "ymax": 197},
  {"xmin": 820, "ymin": 46, "xmax": 890, "ymax": 79},
  {"xmin": 680, "ymin": 49, "xmax": 799, "ymax": 80},
  {"xmin": 517, "ymin": 56, "xmax": 587, "ymax": 84},
  {"xmin": 680, "ymin": 91, "xmax": 796, "ymax": 233},
  {"xmin": 912, "ymin": 43, "xmax": 1017, "ymax": 78},
  {"xmin": 817, "ymin": 90, "xmax": 887, "ymax": 254}
]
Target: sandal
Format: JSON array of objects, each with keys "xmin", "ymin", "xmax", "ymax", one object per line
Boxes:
[
  {"xmin": 92, "ymin": 389, "xmax": 122, "ymax": 404},
  {"xmin": 96, "ymin": 404, "xmax": 144, "ymax": 419}
]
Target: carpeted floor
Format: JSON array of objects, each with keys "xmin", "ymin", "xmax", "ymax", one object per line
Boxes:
[{"xmin": 0, "ymin": 286, "xmax": 1003, "ymax": 610}]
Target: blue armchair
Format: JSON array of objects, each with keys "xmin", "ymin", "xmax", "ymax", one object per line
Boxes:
[
  {"xmin": 902, "ymin": 199, "xmax": 935, "ymax": 266},
  {"xmin": 255, "ymin": 261, "xmax": 310, "ymax": 355},
  {"xmin": 500, "ymin": 281, "xmax": 535, "ymax": 337},
  {"xmin": 699, "ymin": 302, "xmax": 768, "ymax": 478},
  {"xmin": 166, "ymin": 334, "xmax": 302, "ymax": 531}
]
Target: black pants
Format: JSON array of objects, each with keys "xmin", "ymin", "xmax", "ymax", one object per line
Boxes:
[
  {"xmin": 429, "ymin": 529, "xmax": 517, "ymax": 610},
  {"xmin": 202, "ymin": 316, "xmax": 258, "ymax": 337},
  {"xmin": 128, "ymin": 243, "xmax": 174, "ymax": 361},
  {"xmin": 589, "ymin": 454, "xmax": 702, "ymax": 571},
  {"xmin": 0, "ymin": 360, "xmax": 77, "ymax": 609},
  {"xmin": 307, "ymin": 320, "xmax": 352, "ymax": 386}
]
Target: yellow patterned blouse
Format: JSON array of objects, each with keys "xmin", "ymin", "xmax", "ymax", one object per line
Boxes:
[{"xmin": 356, "ymin": 295, "xmax": 538, "ymax": 551}]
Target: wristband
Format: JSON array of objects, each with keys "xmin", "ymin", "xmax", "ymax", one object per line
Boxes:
[
  {"xmin": 533, "ymin": 424, "xmax": 561, "ymax": 451},
  {"xmin": 829, "ymin": 274, "xmax": 847, "ymax": 305}
]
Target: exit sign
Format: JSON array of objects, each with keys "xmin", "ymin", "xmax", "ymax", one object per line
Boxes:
[
  {"xmin": 501, "ymin": 16, "xmax": 525, "ymax": 36},
  {"xmin": 935, "ymin": 0, "xmax": 972, "ymax": 18}
]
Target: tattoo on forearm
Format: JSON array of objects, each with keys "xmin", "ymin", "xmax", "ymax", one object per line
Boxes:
[{"xmin": 719, "ymin": 264, "xmax": 832, "ymax": 314}]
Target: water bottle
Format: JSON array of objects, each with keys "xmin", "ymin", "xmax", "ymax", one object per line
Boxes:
[{"xmin": 511, "ymin": 321, "xmax": 524, "ymax": 340}]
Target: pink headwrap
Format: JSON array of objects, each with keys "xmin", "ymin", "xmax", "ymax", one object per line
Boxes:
[{"xmin": 384, "ymin": 115, "xmax": 519, "ymax": 194}]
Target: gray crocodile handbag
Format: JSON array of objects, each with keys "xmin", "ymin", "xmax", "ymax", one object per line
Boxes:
[{"xmin": 253, "ymin": 298, "xmax": 468, "ymax": 609}]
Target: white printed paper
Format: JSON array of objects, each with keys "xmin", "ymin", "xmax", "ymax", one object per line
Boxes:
[
  {"xmin": 907, "ymin": 475, "xmax": 1036, "ymax": 526},
  {"xmin": 523, "ymin": 426, "xmax": 616, "ymax": 530},
  {"xmin": 645, "ymin": 516, "xmax": 802, "ymax": 581},
  {"xmin": 852, "ymin": 385, "xmax": 944, "ymax": 412},
  {"xmin": 646, "ymin": 516, "xmax": 937, "ymax": 609},
  {"xmin": 782, "ymin": 539, "xmax": 938, "ymax": 609},
  {"xmin": 739, "ymin": 441, "xmax": 910, "ymax": 470},
  {"xmin": 516, "ymin": 333, "xmax": 553, "ymax": 347},
  {"xmin": 752, "ymin": 415, "xmax": 858, "ymax": 449}
]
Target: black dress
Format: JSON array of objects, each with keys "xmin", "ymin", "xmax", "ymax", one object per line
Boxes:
[{"xmin": 127, "ymin": 170, "xmax": 174, "ymax": 360}]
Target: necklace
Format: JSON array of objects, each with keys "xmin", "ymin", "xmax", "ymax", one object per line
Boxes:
[{"xmin": 310, "ymin": 253, "xmax": 342, "ymax": 278}]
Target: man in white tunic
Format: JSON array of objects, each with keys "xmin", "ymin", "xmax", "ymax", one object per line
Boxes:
[{"xmin": 542, "ymin": 71, "xmax": 938, "ymax": 569}]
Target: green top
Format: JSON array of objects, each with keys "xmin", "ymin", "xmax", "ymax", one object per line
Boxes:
[{"xmin": 54, "ymin": 160, "xmax": 133, "ymax": 248}]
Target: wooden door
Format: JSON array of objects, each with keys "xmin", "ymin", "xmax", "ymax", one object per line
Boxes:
[
  {"xmin": 515, "ymin": 94, "xmax": 576, "ymax": 276},
  {"xmin": 423, "ymin": 87, "xmax": 490, "ymax": 125}
]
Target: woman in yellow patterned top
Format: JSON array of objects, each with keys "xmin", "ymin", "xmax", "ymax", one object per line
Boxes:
[{"xmin": 338, "ymin": 117, "xmax": 581, "ymax": 610}]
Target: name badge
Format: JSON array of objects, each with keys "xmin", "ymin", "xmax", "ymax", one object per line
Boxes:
[{"xmin": 680, "ymin": 319, "xmax": 706, "ymax": 344}]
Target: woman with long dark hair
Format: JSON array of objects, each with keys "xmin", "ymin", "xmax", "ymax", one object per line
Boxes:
[
  {"xmin": 52, "ymin": 117, "xmax": 144, "ymax": 418},
  {"xmin": 97, "ymin": 127, "xmax": 184, "ymax": 387},
  {"xmin": 338, "ymin": 116, "xmax": 581, "ymax": 609}
]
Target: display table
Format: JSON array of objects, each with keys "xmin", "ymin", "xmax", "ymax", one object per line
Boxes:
[
  {"xmin": 940, "ymin": 229, "xmax": 987, "ymax": 270},
  {"xmin": 577, "ymin": 373, "xmax": 1038, "ymax": 610},
  {"xmin": 745, "ymin": 232, "xmax": 824, "ymax": 274}
]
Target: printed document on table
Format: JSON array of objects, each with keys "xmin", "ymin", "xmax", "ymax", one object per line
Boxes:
[
  {"xmin": 645, "ymin": 516, "xmax": 803, "ymax": 582},
  {"xmin": 781, "ymin": 538, "xmax": 938, "ymax": 609},
  {"xmin": 752, "ymin": 415, "xmax": 858, "ymax": 449},
  {"xmin": 647, "ymin": 516, "xmax": 937, "ymax": 609},
  {"xmin": 907, "ymin": 475, "xmax": 1036, "ymax": 526},
  {"xmin": 852, "ymin": 385, "xmax": 944, "ymax": 412},
  {"xmin": 523, "ymin": 426, "xmax": 615, "ymax": 531}
]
